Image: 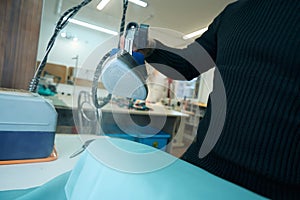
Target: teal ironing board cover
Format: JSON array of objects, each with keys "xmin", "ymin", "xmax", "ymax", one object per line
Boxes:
[{"xmin": 0, "ymin": 138, "xmax": 266, "ymax": 200}]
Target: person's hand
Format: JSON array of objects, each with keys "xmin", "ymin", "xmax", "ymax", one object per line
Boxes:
[
  {"xmin": 119, "ymin": 34, "xmax": 155, "ymax": 57},
  {"xmin": 119, "ymin": 35, "xmax": 141, "ymax": 51},
  {"xmin": 119, "ymin": 35, "xmax": 126, "ymax": 50}
]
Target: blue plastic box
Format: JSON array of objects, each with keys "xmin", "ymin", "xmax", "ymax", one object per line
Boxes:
[
  {"xmin": 0, "ymin": 89, "xmax": 57, "ymax": 160},
  {"xmin": 105, "ymin": 133, "xmax": 136, "ymax": 142},
  {"xmin": 103, "ymin": 125, "xmax": 170, "ymax": 151},
  {"xmin": 137, "ymin": 132, "xmax": 170, "ymax": 151},
  {"xmin": 103, "ymin": 124, "xmax": 136, "ymax": 142}
]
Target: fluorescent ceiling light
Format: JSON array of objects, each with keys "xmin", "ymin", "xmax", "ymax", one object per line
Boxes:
[
  {"xmin": 60, "ymin": 32, "xmax": 67, "ymax": 38},
  {"xmin": 72, "ymin": 37, "xmax": 79, "ymax": 42},
  {"xmin": 183, "ymin": 27, "xmax": 208, "ymax": 40},
  {"xmin": 129, "ymin": 0, "xmax": 148, "ymax": 7},
  {"xmin": 67, "ymin": 18, "xmax": 118, "ymax": 35},
  {"xmin": 97, "ymin": 0, "xmax": 111, "ymax": 11},
  {"xmin": 97, "ymin": 0, "xmax": 147, "ymax": 11}
]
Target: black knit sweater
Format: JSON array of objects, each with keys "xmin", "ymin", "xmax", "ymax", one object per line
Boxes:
[{"xmin": 145, "ymin": 1, "xmax": 300, "ymax": 199}]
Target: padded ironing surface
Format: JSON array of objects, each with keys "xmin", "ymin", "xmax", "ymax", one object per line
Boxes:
[
  {"xmin": 0, "ymin": 171, "xmax": 70, "ymax": 200},
  {"xmin": 0, "ymin": 138, "xmax": 266, "ymax": 200},
  {"xmin": 65, "ymin": 138, "xmax": 266, "ymax": 200}
]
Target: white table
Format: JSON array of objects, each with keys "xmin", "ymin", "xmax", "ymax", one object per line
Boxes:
[{"xmin": 0, "ymin": 134, "xmax": 98, "ymax": 190}]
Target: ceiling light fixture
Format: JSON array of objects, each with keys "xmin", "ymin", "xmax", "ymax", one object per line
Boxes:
[
  {"xmin": 72, "ymin": 37, "xmax": 79, "ymax": 42},
  {"xmin": 67, "ymin": 18, "xmax": 118, "ymax": 35},
  {"xmin": 96, "ymin": 0, "xmax": 111, "ymax": 11},
  {"xmin": 60, "ymin": 32, "xmax": 67, "ymax": 38},
  {"xmin": 183, "ymin": 27, "xmax": 208, "ymax": 40},
  {"xmin": 97, "ymin": 0, "xmax": 147, "ymax": 11},
  {"xmin": 129, "ymin": 0, "xmax": 148, "ymax": 7}
]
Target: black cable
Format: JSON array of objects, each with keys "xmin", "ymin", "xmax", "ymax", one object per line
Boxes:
[
  {"xmin": 92, "ymin": 52, "xmax": 112, "ymax": 108},
  {"xmin": 29, "ymin": 0, "xmax": 92, "ymax": 92},
  {"xmin": 118, "ymin": 0, "xmax": 129, "ymax": 48},
  {"xmin": 92, "ymin": 0, "xmax": 129, "ymax": 109}
]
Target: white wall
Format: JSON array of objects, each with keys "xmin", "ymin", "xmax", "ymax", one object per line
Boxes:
[{"xmin": 37, "ymin": 0, "xmax": 115, "ymax": 68}]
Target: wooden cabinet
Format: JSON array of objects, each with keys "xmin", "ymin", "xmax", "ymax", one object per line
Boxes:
[{"xmin": 0, "ymin": 0, "xmax": 43, "ymax": 89}]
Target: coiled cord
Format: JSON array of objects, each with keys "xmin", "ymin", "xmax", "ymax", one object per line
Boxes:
[
  {"xmin": 91, "ymin": 52, "xmax": 112, "ymax": 109},
  {"xmin": 92, "ymin": 0, "xmax": 129, "ymax": 109}
]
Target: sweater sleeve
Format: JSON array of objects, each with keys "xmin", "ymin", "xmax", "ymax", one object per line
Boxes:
[
  {"xmin": 144, "ymin": 8, "xmax": 224, "ymax": 81},
  {"xmin": 194, "ymin": 13, "xmax": 222, "ymax": 61}
]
